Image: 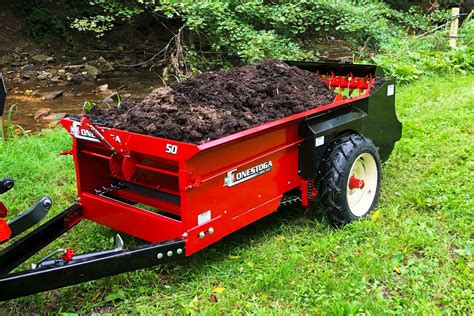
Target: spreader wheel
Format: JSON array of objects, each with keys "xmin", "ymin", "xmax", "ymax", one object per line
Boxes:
[{"xmin": 319, "ymin": 134, "xmax": 381, "ymax": 226}]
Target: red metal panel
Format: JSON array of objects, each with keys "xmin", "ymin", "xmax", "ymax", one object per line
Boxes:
[
  {"xmin": 220, "ymin": 195, "xmax": 282, "ymax": 235},
  {"xmin": 80, "ymin": 193, "xmax": 183, "ymax": 242},
  {"xmin": 182, "ymin": 135, "xmax": 300, "ymax": 225},
  {"xmin": 177, "ymin": 124, "xmax": 302, "ymax": 254},
  {"xmin": 184, "ymin": 196, "xmax": 281, "ymax": 255}
]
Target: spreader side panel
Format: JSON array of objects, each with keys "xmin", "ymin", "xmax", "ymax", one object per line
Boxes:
[{"xmin": 181, "ymin": 124, "xmax": 303, "ymax": 254}]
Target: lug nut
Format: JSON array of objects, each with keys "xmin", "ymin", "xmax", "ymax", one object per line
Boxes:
[
  {"xmin": 177, "ymin": 248, "xmax": 183, "ymax": 255},
  {"xmin": 157, "ymin": 253, "xmax": 163, "ymax": 259},
  {"xmin": 198, "ymin": 231, "xmax": 205, "ymax": 239},
  {"xmin": 167, "ymin": 251, "xmax": 173, "ymax": 257}
]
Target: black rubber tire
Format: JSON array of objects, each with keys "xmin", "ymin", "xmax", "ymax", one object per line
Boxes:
[{"xmin": 319, "ymin": 134, "xmax": 382, "ymax": 226}]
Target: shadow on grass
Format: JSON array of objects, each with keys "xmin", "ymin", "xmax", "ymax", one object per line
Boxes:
[
  {"xmin": 164, "ymin": 201, "xmax": 330, "ymax": 274},
  {"xmin": 1, "ymin": 200, "xmax": 332, "ymax": 311}
]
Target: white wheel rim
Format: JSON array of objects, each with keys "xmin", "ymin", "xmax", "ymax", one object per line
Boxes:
[{"xmin": 346, "ymin": 153, "xmax": 378, "ymax": 217}]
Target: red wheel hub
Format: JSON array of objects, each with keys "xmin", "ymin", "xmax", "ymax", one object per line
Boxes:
[{"xmin": 349, "ymin": 176, "xmax": 365, "ymax": 190}]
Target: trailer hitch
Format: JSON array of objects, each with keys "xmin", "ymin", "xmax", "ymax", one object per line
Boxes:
[
  {"xmin": 0, "ymin": 201, "xmax": 185, "ymax": 301},
  {"xmin": 31, "ymin": 234, "xmax": 123, "ymax": 269},
  {"xmin": 0, "ymin": 202, "xmax": 184, "ymax": 301}
]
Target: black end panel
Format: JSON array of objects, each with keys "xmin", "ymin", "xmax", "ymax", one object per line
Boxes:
[
  {"xmin": 365, "ymin": 79, "xmax": 402, "ymax": 161},
  {"xmin": 298, "ymin": 79, "xmax": 402, "ymax": 178},
  {"xmin": 298, "ymin": 104, "xmax": 367, "ymax": 179}
]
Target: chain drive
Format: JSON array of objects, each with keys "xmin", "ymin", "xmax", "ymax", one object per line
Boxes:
[{"xmin": 279, "ymin": 195, "xmax": 302, "ymax": 207}]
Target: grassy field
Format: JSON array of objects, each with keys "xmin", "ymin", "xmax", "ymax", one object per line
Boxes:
[{"xmin": 0, "ymin": 75, "xmax": 473, "ymax": 314}]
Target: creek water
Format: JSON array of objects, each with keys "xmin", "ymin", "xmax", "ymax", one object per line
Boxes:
[{"xmin": 2, "ymin": 70, "xmax": 163, "ymax": 133}]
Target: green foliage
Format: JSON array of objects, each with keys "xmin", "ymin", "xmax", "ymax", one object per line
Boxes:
[
  {"xmin": 82, "ymin": 101, "xmax": 94, "ymax": 112},
  {"xmin": 72, "ymin": 0, "xmax": 444, "ymax": 64},
  {"xmin": 149, "ymin": 0, "xmax": 416, "ymax": 61},
  {"xmin": 17, "ymin": 0, "xmax": 101, "ymax": 42},
  {"xmin": 115, "ymin": 91, "xmax": 122, "ymax": 108},
  {"xmin": 372, "ymin": 19, "xmax": 474, "ymax": 82},
  {"xmin": 72, "ymin": 0, "xmax": 142, "ymax": 36},
  {"xmin": 0, "ymin": 105, "xmax": 25, "ymax": 142},
  {"xmin": 385, "ymin": 6, "xmax": 449, "ymax": 32},
  {"xmin": 0, "ymin": 75, "xmax": 473, "ymax": 313},
  {"xmin": 24, "ymin": 7, "xmax": 67, "ymax": 41},
  {"xmin": 384, "ymin": 0, "xmax": 470, "ymax": 10},
  {"xmin": 14, "ymin": 0, "xmax": 469, "ymax": 81}
]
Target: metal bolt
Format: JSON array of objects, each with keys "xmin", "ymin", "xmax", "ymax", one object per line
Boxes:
[
  {"xmin": 167, "ymin": 250, "xmax": 173, "ymax": 257},
  {"xmin": 224, "ymin": 210, "xmax": 227, "ymax": 214},
  {"xmin": 177, "ymin": 248, "xmax": 183, "ymax": 255},
  {"xmin": 75, "ymin": 197, "xmax": 81, "ymax": 203},
  {"xmin": 258, "ymin": 194, "xmax": 261, "ymax": 198},
  {"xmin": 198, "ymin": 231, "xmax": 205, "ymax": 239},
  {"xmin": 43, "ymin": 198, "xmax": 52, "ymax": 208},
  {"xmin": 208, "ymin": 227, "xmax": 214, "ymax": 235},
  {"xmin": 288, "ymin": 181, "xmax": 291, "ymax": 184},
  {"xmin": 157, "ymin": 253, "xmax": 163, "ymax": 259},
  {"xmin": 182, "ymin": 232, "xmax": 188, "ymax": 238}
]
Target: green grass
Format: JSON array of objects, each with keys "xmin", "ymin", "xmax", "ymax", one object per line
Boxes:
[{"xmin": 1, "ymin": 75, "xmax": 473, "ymax": 314}]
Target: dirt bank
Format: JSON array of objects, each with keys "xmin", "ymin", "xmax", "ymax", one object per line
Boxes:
[{"xmin": 88, "ymin": 60, "xmax": 335, "ymax": 144}]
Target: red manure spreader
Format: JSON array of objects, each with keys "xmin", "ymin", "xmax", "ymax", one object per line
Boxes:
[{"xmin": 0, "ymin": 62, "xmax": 401, "ymax": 300}]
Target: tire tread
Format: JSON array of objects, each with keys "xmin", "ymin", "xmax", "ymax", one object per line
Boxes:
[{"xmin": 319, "ymin": 134, "xmax": 380, "ymax": 226}]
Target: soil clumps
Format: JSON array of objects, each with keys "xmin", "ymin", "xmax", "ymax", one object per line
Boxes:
[{"xmin": 88, "ymin": 60, "xmax": 335, "ymax": 144}]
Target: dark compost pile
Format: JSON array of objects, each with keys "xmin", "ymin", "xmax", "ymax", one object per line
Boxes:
[{"xmin": 87, "ymin": 60, "xmax": 335, "ymax": 144}]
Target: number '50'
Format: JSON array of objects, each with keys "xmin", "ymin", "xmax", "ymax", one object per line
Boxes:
[{"xmin": 165, "ymin": 144, "xmax": 178, "ymax": 155}]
